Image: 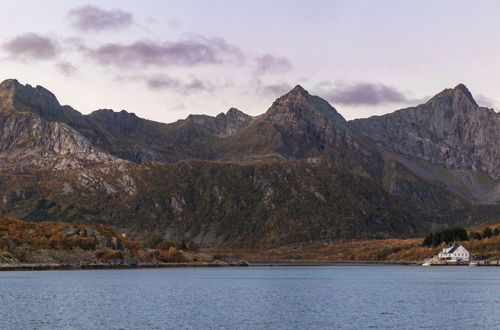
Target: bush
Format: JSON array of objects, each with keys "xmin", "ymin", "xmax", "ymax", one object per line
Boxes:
[
  {"xmin": 470, "ymin": 232, "xmax": 482, "ymax": 240},
  {"xmin": 186, "ymin": 241, "xmax": 201, "ymax": 252},
  {"xmin": 95, "ymin": 248, "xmax": 123, "ymax": 261},
  {"xmin": 0, "ymin": 250, "xmax": 15, "ymax": 260},
  {"xmin": 158, "ymin": 247, "xmax": 185, "ymax": 262},
  {"xmin": 156, "ymin": 240, "xmax": 175, "ymax": 251},
  {"xmin": 482, "ymin": 227, "xmax": 493, "ymax": 239},
  {"xmin": 137, "ymin": 249, "xmax": 154, "ymax": 262},
  {"xmin": 145, "ymin": 233, "xmax": 165, "ymax": 249},
  {"xmin": 493, "ymin": 228, "xmax": 500, "ymax": 236}
]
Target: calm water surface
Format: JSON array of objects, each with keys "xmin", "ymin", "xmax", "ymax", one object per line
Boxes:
[{"xmin": 0, "ymin": 265, "xmax": 499, "ymax": 329}]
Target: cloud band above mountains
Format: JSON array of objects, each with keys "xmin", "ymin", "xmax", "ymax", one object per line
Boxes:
[
  {"xmin": 68, "ymin": 5, "xmax": 134, "ymax": 32},
  {"xmin": 322, "ymin": 82, "xmax": 414, "ymax": 106},
  {"xmin": 87, "ymin": 36, "xmax": 244, "ymax": 67},
  {"xmin": 2, "ymin": 33, "xmax": 59, "ymax": 60}
]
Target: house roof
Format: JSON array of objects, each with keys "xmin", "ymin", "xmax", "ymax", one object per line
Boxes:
[{"xmin": 442, "ymin": 244, "xmax": 463, "ymax": 253}]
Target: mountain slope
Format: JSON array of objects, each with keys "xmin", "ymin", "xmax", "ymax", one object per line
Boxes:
[
  {"xmin": 0, "ymin": 160, "xmax": 420, "ymax": 247},
  {"xmin": 220, "ymin": 86, "xmax": 385, "ymax": 178},
  {"xmin": 351, "ymin": 84, "xmax": 500, "ymax": 203},
  {"xmin": 0, "ymin": 80, "xmax": 118, "ymax": 169}
]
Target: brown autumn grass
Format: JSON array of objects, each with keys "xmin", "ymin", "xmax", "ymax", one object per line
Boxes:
[{"xmin": 210, "ymin": 221, "xmax": 500, "ymax": 263}]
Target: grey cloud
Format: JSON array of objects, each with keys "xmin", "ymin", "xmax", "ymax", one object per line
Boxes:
[
  {"xmin": 145, "ymin": 75, "xmax": 214, "ymax": 94},
  {"xmin": 254, "ymin": 79, "xmax": 292, "ymax": 96},
  {"xmin": 56, "ymin": 61, "xmax": 78, "ymax": 76},
  {"xmin": 475, "ymin": 94, "xmax": 498, "ymax": 109},
  {"xmin": 2, "ymin": 33, "xmax": 59, "ymax": 60},
  {"xmin": 88, "ymin": 36, "xmax": 243, "ymax": 67},
  {"xmin": 255, "ymin": 54, "xmax": 292, "ymax": 74},
  {"xmin": 68, "ymin": 5, "xmax": 133, "ymax": 32},
  {"xmin": 322, "ymin": 82, "xmax": 412, "ymax": 106}
]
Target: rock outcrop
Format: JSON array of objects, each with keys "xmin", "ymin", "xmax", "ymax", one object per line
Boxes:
[
  {"xmin": 186, "ymin": 107, "xmax": 253, "ymax": 137},
  {"xmin": 0, "ymin": 80, "xmax": 118, "ymax": 169}
]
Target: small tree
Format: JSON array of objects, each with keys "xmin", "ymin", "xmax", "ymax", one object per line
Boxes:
[
  {"xmin": 431, "ymin": 232, "xmax": 442, "ymax": 247},
  {"xmin": 423, "ymin": 233, "xmax": 434, "ymax": 247},
  {"xmin": 470, "ymin": 232, "xmax": 482, "ymax": 240},
  {"xmin": 492, "ymin": 228, "xmax": 499, "ymax": 236},
  {"xmin": 482, "ymin": 227, "xmax": 492, "ymax": 239}
]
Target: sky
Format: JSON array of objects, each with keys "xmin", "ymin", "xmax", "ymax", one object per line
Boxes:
[{"xmin": 1, "ymin": 0, "xmax": 499, "ymax": 123}]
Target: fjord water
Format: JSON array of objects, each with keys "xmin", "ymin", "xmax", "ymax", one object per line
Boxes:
[{"xmin": 1, "ymin": 265, "xmax": 499, "ymax": 329}]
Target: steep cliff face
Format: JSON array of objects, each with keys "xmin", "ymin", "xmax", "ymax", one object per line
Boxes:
[
  {"xmin": 0, "ymin": 112, "xmax": 117, "ymax": 169},
  {"xmin": 351, "ymin": 84, "xmax": 500, "ymax": 180},
  {"xmin": 0, "ymin": 80, "xmax": 118, "ymax": 169}
]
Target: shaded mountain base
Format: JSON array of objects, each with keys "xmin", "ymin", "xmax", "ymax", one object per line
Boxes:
[
  {"xmin": 1, "ymin": 160, "xmax": 499, "ymax": 248},
  {"xmin": 0, "ymin": 160, "xmax": 419, "ymax": 248}
]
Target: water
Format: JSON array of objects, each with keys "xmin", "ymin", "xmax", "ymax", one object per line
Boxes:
[{"xmin": 0, "ymin": 265, "xmax": 499, "ymax": 329}]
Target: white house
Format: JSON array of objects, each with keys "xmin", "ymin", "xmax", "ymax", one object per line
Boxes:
[{"xmin": 438, "ymin": 244, "xmax": 470, "ymax": 263}]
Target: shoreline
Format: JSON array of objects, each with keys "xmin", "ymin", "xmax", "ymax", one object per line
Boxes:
[{"xmin": 0, "ymin": 260, "xmax": 420, "ymax": 272}]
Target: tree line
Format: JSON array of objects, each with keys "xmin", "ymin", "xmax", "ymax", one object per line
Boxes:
[{"xmin": 422, "ymin": 226, "xmax": 500, "ymax": 247}]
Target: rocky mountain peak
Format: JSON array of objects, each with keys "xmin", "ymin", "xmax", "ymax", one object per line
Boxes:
[
  {"xmin": 428, "ymin": 83, "xmax": 478, "ymax": 108},
  {"xmin": 90, "ymin": 109, "xmax": 140, "ymax": 121},
  {"xmin": 186, "ymin": 107, "xmax": 252, "ymax": 137},
  {"xmin": 225, "ymin": 107, "xmax": 247, "ymax": 118},
  {"xmin": 276, "ymin": 85, "xmax": 310, "ymax": 103},
  {"xmin": 290, "ymin": 84, "xmax": 308, "ymax": 95},
  {"xmin": 266, "ymin": 85, "xmax": 346, "ymax": 124},
  {"xmin": 0, "ymin": 78, "xmax": 20, "ymax": 91},
  {"xmin": 0, "ymin": 79, "xmax": 63, "ymax": 119},
  {"xmin": 454, "ymin": 83, "xmax": 475, "ymax": 98}
]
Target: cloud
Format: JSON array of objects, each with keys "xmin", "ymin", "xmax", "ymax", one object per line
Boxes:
[
  {"xmin": 87, "ymin": 36, "xmax": 243, "ymax": 67},
  {"xmin": 253, "ymin": 79, "xmax": 292, "ymax": 97},
  {"xmin": 116, "ymin": 74, "xmax": 214, "ymax": 94},
  {"xmin": 145, "ymin": 74, "xmax": 214, "ymax": 94},
  {"xmin": 255, "ymin": 54, "xmax": 292, "ymax": 74},
  {"xmin": 2, "ymin": 33, "xmax": 59, "ymax": 60},
  {"xmin": 321, "ymin": 82, "xmax": 413, "ymax": 106},
  {"xmin": 56, "ymin": 61, "xmax": 78, "ymax": 76},
  {"xmin": 475, "ymin": 94, "xmax": 499, "ymax": 109},
  {"xmin": 68, "ymin": 5, "xmax": 133, "ymax": 32}
]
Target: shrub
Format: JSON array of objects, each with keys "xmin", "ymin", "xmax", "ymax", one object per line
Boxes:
[
  {"xmin": 0, "ymin": 250, "xmax": 15, "ymax": 260},
  {"xmin": 95, "ymin": 248, "xmax": 123, "ymax": 261},
  {"xmin": 156, "ymin": 240, "xmax": 175, "ymax": 251},
  {"xmin": 145, "ymin": 233, "xmax": 165, "ymax": 249},
  {"xmin": 482, "ymin": 227, "xmax": 493, "ymax": 239},
  {"xmin": 470, "ymin": 232, "xmax": 482, "ymax": 240},
  {"xmin": 158, "ymin": 247, "xmax": 185, "ymax": 262},
  {"xmin": 137, "ymin": 249, "xmax": 154, "ymax": 262}
]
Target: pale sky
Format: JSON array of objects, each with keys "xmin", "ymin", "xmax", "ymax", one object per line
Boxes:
[{"xmin": 1, "ymin": 0, "xmax": 499, "ymax": 123}]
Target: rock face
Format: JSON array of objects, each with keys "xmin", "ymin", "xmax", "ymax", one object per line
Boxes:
[
  {"xmin": 186, "ymin": 108, "xmax": 253, "ymax": 137},
  {"xmin": 351, "ymin": 84, "xmax": 500, "ymax": 180},
  {"xmin": 263, "ymin": 86, "xmax": 383, "ymax": 172},
  {"xmin": 0, "ymin": 80, "xmax": 117, "ymax": 169},
  {"xmin": 217, "ymin": 86, "xmax": 385, "ymax": 178}
]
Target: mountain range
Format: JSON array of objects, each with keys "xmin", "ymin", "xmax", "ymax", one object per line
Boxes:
[{"xmin": 0, "ymin": 79, "xmax": 498, "ymax": 247}]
